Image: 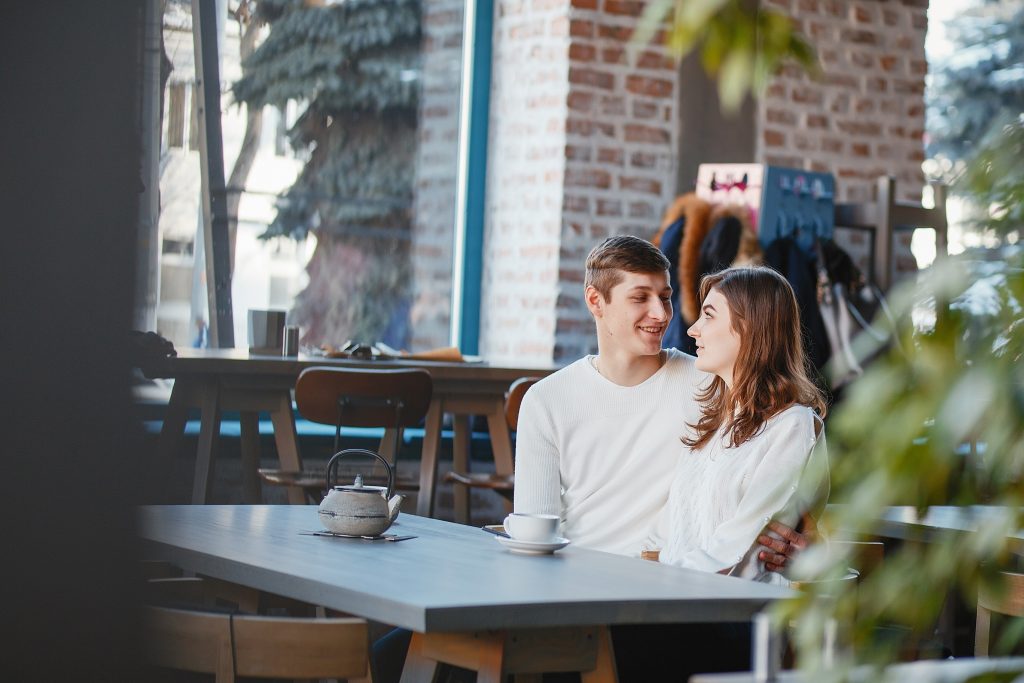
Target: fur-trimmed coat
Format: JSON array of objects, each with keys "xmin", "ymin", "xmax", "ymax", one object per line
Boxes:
[{"xmin": 653, "ymin": 195, "xmax": 762, "ymax": 325}]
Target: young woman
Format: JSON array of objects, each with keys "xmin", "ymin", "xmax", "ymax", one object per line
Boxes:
[{"xmin": 658, "ymin": 266, "xmax": 829, "ymax": 584}]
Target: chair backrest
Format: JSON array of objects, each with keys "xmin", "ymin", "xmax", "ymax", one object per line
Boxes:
[
  {"xmin": 976, "ymin": 571, "xmax": 1024, "ymax": 656},
  {"xmin": 143, "ymin": 605, "xmax": 370, "ymax": 682},
  {"xmin": 295, "ymin": 367, "xmax": 432, "ymax": 428},
  {"xmin": 505, "ymin": 377, "xmax": 540, "ymax": 431}
]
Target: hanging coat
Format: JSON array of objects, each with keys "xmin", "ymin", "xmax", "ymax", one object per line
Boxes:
[{"xmin": 762, "ymin": 237, "xmax": 832, "ymax": 371}]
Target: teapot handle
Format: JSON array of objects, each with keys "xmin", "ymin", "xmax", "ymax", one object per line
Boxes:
[{"xmin": 325, "ymin": 448, "xmax": 394, "ymax": 497}]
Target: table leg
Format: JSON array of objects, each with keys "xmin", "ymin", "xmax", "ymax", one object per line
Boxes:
[
  {"xmin": 399, "ymin": 633, "xmax": 440, "ymax": 683},
  {"xmin": 410, "ymin": 627, "xmax": 609, "ymax": 682},
  {"xmin": 238, "ymin": 411, "xmax": 263, "ymax": 504},
  {"xmin": 191, "ymin": 378, "xmax": 221, "ymax": 504},
  {"xmin": 379, "ymin": 428, "xmax": 400, "ymax": 466},
  {"xmin": 416, "ymin": 399, "xmax": 444, "ymax": 517},
  {"xmin": 452, "ymin": 414, "xmax": 471, "ymax": 524},
  {"xmin": 580, "ymin": 626, "xmax": 619, "ymax": 683},
  {"xmin": 156, "ymin": 378, "xmax": 193, "ymax": 503},
  {"xmin": 486, "ymin": 401, "xmax": 515, "ymax": 513},
  {"xmin": 414, "ymin": 631, "xmax": 506, "ymax": 683},
  {"xmin": 474, "ymin": 640, "xmax": 506, "ymax": 683},
  {"xmin": 269, "ymin": 391, "xmax": 305, "ymax": 505}
]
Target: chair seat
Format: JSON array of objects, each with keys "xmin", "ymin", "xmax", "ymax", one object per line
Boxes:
[
  {"xmin": 444, "ymin": 471, "xmax": 514, "ymax": 492},
  {"xmin": 444, "ymin": 473, "xmax": 516, "ymax": 505}
]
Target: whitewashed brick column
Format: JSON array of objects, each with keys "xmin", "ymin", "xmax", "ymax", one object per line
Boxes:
[
  {"xmin": 482, "ymin": 0, "xmax": 679, "ymax": 365},
  {"xmin": 410, "ymin": 0, "xmax": 465, "ymax": 351}
]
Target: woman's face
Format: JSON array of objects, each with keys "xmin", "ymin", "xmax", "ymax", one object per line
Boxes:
[{"xmin": 687, "ymin": 287, "xmax": 742, "ymax": 388}]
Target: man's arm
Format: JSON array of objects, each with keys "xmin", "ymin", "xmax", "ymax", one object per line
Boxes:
[
  {"xmin": 756, "ymin": 515, "xmax": 815, "ymax": 572},
  {"xmin": 511, "ymin": 390, "xmax": 562, "ymax": 516}
]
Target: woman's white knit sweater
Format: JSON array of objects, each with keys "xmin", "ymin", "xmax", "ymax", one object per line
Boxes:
[
  {"xmin": 658, "ymin": 405, "xmax": 828, "ymax": 584},
  {"xmin": 513, "ymin": 349, "xmax": 707, "ymax": 556}
]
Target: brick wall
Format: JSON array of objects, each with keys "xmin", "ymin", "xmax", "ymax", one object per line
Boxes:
[
  {"xmin": 409, "ymin": 0, "xmax": 465, "ymax": 351},
  {"xmin": 473, "ymin": 0, "xmax": 930, "ymax": 365},
  {"xmin": 481, "ymin": 0, "xmax": 679, "ymax": 365},
  {"xmin": 758, "ymin": 0, "xmax": 929, "ymax": 282}
]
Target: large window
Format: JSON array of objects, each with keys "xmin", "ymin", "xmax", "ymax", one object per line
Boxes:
[{"xmin": 151, "ymin": 0, "xmax": 466, "ymax": 352}]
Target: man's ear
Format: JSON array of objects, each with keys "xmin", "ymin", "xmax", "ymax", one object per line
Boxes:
[{"xmin": 585, "ymin": 285, "xmax": 605, "ymax": 318}]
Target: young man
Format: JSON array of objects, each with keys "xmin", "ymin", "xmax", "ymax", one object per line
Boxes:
[{"xmin": 514, "ymin": 235, "xmax": 803, "ymax": 565}]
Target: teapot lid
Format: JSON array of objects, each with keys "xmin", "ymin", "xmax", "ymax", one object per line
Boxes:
[{"xmin": 333, "ymin": 474, "xmax": 387, "ymax": 494}]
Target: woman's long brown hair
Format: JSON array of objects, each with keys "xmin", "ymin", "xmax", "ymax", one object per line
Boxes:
[{"xmin": 683, "ymin": 266, "xmax": 828, "ymax": 451}]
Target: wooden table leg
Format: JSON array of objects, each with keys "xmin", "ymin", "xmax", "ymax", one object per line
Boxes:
[
  {"xmin": 580, "ymin": 626, "xmax": 619, "ymax": 683},
  {"xmin": 486, "ymin": 400, "xmax": 515, "ymax": 513},
  {"xmin": 191, "ymin": 378, "xmax": 221, "ymax": 504},
  {"xmin": 379, "ymin": 427, "xmax": 400, "ymax": 466},
  {"xmin": 399, "ymin": 633, "xmax": 440, "ymax": 683},
  {"xmin": 412, "ymin": 631, "xmax": 506, "ymax": 683},
  {"xmin": 269, "ymin": 391, "xmax": 306, "ymax": 505},
  {"xmin": 416, "ymin": 399, "xmax": 444, "ymax": 517},
  {"xmin": 156, "ymin": 378, "xmax": 193, "ymax": 503},
  {"xmin": 474, "ymin": 639, "xmax": 507, "ymax": 683},
  {"xmin": 452, "ymin": 414, "xmax": 471, "ymax": 524},
  {"xmin": 408, "ymin": 627, "xmax": 609, "ymax": 682},
  {"xmin": 238, "ymin": 410, "xmax": 262, "ymax": 504}
]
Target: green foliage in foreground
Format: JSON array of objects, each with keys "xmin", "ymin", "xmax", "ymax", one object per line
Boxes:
[
  {"xmin": 778, "ymin": 122, "xmax": 1024, "ymax": 681},
  {"xmin": 635, "ymin": 0, "xmax": 817, "ymax": 111},
  {"xmin": 959, "ymin": 117, "xmax": 1024, "ymax": 242}
]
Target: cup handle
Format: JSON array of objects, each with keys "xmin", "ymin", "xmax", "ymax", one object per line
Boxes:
[{"xmin": 503, "ymin": 514, "xmax": 515, "ymax": 539}]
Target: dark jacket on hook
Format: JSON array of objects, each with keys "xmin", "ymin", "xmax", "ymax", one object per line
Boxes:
[
  {"xmin": 698, "ymin": 203, "xmax": 763, "ymax": 282},
  {"xmin": 762, "ymin": 237, "xmax": 832, "ymax": 371}
]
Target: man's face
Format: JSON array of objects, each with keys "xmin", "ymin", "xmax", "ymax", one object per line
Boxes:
[{"xmin": 589, "ymin": 270, "xmax": 672, "ymax": 357}]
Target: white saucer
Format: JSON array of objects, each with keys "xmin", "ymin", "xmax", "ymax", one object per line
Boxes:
[{"xmin": 496, "ymin": 535, "xmax": 570, "ymax": 555}]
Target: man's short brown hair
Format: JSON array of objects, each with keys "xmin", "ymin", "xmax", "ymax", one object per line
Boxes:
[{"xmin": 584, "ymin": 235, "xmax": 670, "ymax": 300}]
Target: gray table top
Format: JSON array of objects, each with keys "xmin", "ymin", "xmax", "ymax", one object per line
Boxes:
[
  {"xmin": 139, "ymin": 505, "xmax": 794, "ymax": 633},
  {"xmin": 830, "ymin": 505, "xmax": 1024, "ymax": 550},
  {"xmin": 141, "ymin": 347, "xmax": 557, "ymax": 383}
]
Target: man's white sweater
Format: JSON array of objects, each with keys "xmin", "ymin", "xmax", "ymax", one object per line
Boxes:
[{"xmin": 513, "ymin": 349, "xmax": 707, "ymax": 556}]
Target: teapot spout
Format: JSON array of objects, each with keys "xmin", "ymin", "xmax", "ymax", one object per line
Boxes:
[{"xmin": 387, "ymin": 494, "xmax": 406, "ymax": 522}]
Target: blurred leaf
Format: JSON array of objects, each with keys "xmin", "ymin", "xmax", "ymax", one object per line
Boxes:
[
  {"xmin": 632, "ymin": 0, "xmax": 817, "ymax": 112},
  {"xmin": 784, "ymin": 185, "xmax": 1024, "ymax": 676}
]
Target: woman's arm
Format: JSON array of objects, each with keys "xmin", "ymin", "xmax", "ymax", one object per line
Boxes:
[
  {"xmin": 758, "ymin": 422, "xmax": 829, "ymax": 570},
  {"xmin": 664, "ymin": 409, "xmax": 822, "ymax": 573}
]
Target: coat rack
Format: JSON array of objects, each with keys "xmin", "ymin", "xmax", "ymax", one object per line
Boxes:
[
  {"xmin": 695, "ymin": 166, "xmax": 949, "ymax": 292},
  {"xmin": 696, "ymin": 164, "xmax": 836, "ymax": 252}
]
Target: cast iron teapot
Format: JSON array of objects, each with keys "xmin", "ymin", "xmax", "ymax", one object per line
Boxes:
[{"xmin": 317, "ymin": 448, "xmax": 405, "ymax": 537}]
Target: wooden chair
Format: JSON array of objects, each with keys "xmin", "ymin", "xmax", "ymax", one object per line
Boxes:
[
  {"xmin": 444, "ymin": 377, "xmax": 539, "ymax": 524},
  {"xmin": 976, "ymin": 570, "xmax": 1024, "ymax": 656},
  {"xmin": 259, "ymin": 367, "xmax": 432, "ymax": 503},
  {"xmin": 143, "ymin": 605, "xmax": 373, "ymax": 682}
]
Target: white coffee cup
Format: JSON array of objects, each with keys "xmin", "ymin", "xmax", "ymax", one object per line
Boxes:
[{"xmin": 503, "ymin": 513, "xmax": 560, "ymax": 543}]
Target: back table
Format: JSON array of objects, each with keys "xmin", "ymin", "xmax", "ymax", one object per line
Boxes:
[
  {"xmin": 141, "ymin": 348, "xmax": 555, "ymax": 512},
  {"xmin": 139, "ymin": 505, "xmax": 795, "ymax": 682}
]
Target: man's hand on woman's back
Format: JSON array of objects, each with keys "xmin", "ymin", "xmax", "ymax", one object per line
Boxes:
[{"xmin": 757, "ymin": 515, "xmax": 815, "ymax": 572}]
